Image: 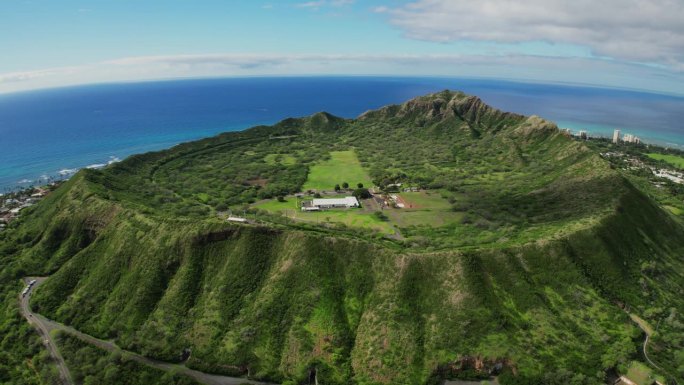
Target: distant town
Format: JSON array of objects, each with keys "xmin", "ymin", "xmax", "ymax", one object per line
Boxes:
[
  {"xmin": 560, "ymin": 127, "xmax": 642, "ymax": 145},
  {"xmin": 0, "ymin": 182, "xmax": 62, "ymax": 231}
]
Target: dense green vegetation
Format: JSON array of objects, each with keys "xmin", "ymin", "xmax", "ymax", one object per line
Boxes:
[
  {"xmin": 55, "ymin": 332, "xmax": 199, "ymax": 385},
  {"xmin": 1, "ymin": 91, "xmax": 683, "ymax": 384}
]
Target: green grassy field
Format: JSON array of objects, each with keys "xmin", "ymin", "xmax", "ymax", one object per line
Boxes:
[
  {"xmin": 385, "ymin": 191, "xmax": 463, "ymax": 227},
  {"xmin": 647, "ymin": 153, "xmax": 684, "ymax": 168},
  {"xmin": 254, "ymin": 198, "xmax": 395, "ymax": 234},
  {"xmin": 302, "ymin": 150, "xmax": 372, "ymax": 191},
  {"xmin": 399, "ymin": 191, "xmax": 453, "ymax": 210}
]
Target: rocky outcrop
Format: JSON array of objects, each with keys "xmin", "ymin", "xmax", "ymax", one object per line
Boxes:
[{"xmin": 358, "ymin": 90, "xmax": 525, "ymax": 134}]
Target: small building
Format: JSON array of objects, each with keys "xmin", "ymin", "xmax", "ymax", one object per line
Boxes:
[{"xmin": 227, "ymin": 216, "xmax": 247, "ymax": 223}]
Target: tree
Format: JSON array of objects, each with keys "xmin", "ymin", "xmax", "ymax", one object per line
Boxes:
[
  {"xmin": 342, "ymin": 182, "xmax": 349, "ymax": 189},
  {"xmin": 352, "ymin": 188, "xmax": 371, "ymax": 199},
  {"xmin": 357, "ymin": 182, "xmax": 364, "ymax": 188},
  {"xmin": 334, "ymin": 184, "xmax": 341, "ymax": 192}
]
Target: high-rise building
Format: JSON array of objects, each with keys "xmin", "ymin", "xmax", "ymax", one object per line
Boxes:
[
  {"xmin": 612, "ymin": 129, "xmax": 621, "ymax": 143},
  {"xmin": 579, "ymin": 130, "xmax": 588, "ymax": 140}
]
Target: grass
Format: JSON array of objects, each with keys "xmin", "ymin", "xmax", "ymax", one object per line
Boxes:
[
  {"xmin": 398, "ymin": 191, "xmax": 453, "ymax": 210},
  {"xmin": 264, "ymin": 153, "xmax": 296, "ymax": 166},
  {"xmin": 256, "ymin": 190, "xmax": 462, "ymax": 232},
  {"xmin": 647, "ymin": 153, "xmax": 684, "ymax": 168},
  {"xmin": 386, "ymin": 209, "xmax": 464, "ymax": 228},
  {"xmin": 384, "ymin": 191, "xmax": 463, "ymax": 227},
  {"xmin": 302, "ymin": 150, "xmax": 372, "ymax": 191},
  {"xmin": 254, "ymin": 198, "xmax": 395, "ymax": 234},
  {"xmin": 625, "ymin": 361, "xmax": 664, "ymax": 385},
  {"xmin": 196, "ymin": 193, "xmax": 210, "ymax": 203},
  {"xmin": 664, "ymin": 205, "xmax": 683, "ymax": 215}
]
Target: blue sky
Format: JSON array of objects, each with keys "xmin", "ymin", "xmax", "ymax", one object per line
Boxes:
[{"xmin": 1, "ymin": 0, "xmax": 683, "ymax": 95}]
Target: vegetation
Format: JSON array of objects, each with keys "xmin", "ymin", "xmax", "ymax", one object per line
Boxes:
[
  {"xmin": 1, "ymin": 91, "xmax": 683, "ymax": 384},
  {"xmin": 302, "ymin": 150, "xmax": 373, "ymax": 191},
  {"xmin": 647, "ymin": 152, "xmax": 684, "ymax": 169},
  {"xmin": 55, "ymin": 332, "xmax": 199, "ymax": 385}
]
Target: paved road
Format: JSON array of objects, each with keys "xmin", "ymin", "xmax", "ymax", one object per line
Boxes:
[
  {"xmin": 628, "ymin": 312, "xmax": 679, "ymax": 385},
  {"xmin": 20, "ymin": 277, "xmax": 272, "ymax": 385},
  {"xmin": 20, "ymin": 277, "xmax": 73, "ymax": 385}
]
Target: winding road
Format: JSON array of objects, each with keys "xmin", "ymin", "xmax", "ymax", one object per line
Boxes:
[
  {"xmin": 20, "ymin": 277, "xmax": 73, "ymax": 385},
  {"xmin": 628, "ymin": 312, "xmax": 679, "ymax": 385},
  {"xmin": 20, "ymin": 277, "xmax": 272, "ymax": 385}
]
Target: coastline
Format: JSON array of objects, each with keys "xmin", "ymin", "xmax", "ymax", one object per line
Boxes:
[
  {"xmin": 2, "ymin": 77, "xmax": 683, "ymax": 192},
  {"xmin": 557, "ymin": 121, "xmax": 684, "ymax": 149}
]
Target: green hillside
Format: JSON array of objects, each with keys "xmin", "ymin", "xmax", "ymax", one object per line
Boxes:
[{"xmin": 1, "ymin": 91, "xmax": 683, "ymax": 385}]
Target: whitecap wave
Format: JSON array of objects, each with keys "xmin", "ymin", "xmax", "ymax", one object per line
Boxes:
[
  {"xmin": 107, "ymin": 156, "xmax": 121, "ymax": 165},
  {"xmin": 58, "ymin": 168, "xmax": 78, "ymax": 176}
]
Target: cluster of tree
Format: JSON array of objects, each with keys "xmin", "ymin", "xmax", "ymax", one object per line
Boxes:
[{"xmin": 333, "ymin": 182, "xmax": 364, "ymax": 191}]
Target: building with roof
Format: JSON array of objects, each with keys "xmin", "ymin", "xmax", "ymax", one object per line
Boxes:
[{"xmin": 302, "ymin": 196, "xmax": 359, "ymax": 211}]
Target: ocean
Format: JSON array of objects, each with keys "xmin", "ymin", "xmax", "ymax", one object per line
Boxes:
[{"xmin": 1, "ymin": 76, "xmax": 683, "ymax": 191}]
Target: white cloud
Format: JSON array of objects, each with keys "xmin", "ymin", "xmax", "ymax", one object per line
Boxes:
[
  {"xmin": 1, "ymin": 53, "xmax": 683, "ymax": 95},
  {"xmin": 295, "ymin": 1, "xmax": 326, "ymax": 9},
  {"xmin": 295, "ymin": 0, "xmax": 354, "ymax": 9},
  {"xmin": 380, "ymin": 0, "xmax": 684, "ymax": 70},
  {"xmin": 0, "ymin": 66, "xmax": 85, "ymax": 83}
]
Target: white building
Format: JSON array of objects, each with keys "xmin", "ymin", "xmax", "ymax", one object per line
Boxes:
[
  {"xmin": 578, "ymin": 130, "xmax": 588, "ymax": 139},
  {"xmin": 307, "ymin": 196, "xmax": 359, "ymax": 210},
  {"xmin": 612, "ymin": 129, "xmax": 621, "ymax": 143}
]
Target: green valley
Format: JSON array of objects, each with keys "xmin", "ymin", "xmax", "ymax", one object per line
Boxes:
[{"xmin": 1, "ymin": 91, "xmax": 683, "ymax": 385}]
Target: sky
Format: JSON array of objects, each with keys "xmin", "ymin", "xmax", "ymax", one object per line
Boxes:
[{"xmin": 1, "ymin": 0, "xmax": 683, "ymax": 95}]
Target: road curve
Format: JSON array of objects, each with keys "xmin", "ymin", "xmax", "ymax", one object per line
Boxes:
[
  {"xmin": 628, "ymin": 312, "xmax": 679, "ymax": 385},
  {"xmin": 20, "ymin": 277, "xmax": 273, "ymax": 385},
  {"xmin": 20, "ymin": 277, "xmax": 73, "ymax": 385}
]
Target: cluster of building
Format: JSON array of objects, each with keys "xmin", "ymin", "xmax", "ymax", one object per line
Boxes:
[
  {"xmin": 653, "ymin": 168, "xmax": 684, "ymax": 184},
  {"xmin": 0, "ymin": 186, "xmax": 52, "ymax": 230},
  {"xmin": 564, "ymin": 128, "xmax": 642, "ymax": 144},
  {"xmin": 612, "ymin": 129, "xmax": 641, "ymax": 144},
  {"xmin": 600, "ymin": 151, "xmax": 683, "ymax": 185}
]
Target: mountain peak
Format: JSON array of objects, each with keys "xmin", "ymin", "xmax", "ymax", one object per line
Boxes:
[{"xmin": 358, "ymin": 90, "xmax": 527, "ymax": 135}]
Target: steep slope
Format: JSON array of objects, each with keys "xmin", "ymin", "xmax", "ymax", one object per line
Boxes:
[{"xmin": 1, "ymin": 91, "xmax": 683, "ymax": 385}]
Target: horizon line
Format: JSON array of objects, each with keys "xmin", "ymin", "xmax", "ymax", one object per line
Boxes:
[{"xmin": 2, "ymin": 73, "xmax": 683, "ymax": 99}]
